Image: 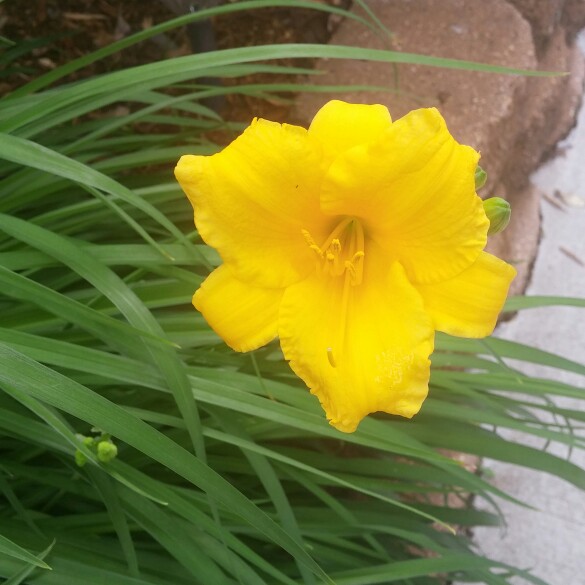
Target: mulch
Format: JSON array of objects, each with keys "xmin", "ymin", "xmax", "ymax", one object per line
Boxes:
[{"xmin": 0, "ymin": 0, "xmax": 350, "ymax": 122}]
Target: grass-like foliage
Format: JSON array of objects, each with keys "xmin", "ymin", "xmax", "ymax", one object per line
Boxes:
[{"xmin": 0, "ymin": 2, "xmax": 583, "ymax": 584}]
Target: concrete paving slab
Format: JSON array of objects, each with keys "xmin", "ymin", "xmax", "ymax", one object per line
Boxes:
[{"xmin": 459, "ymin": 32, "xmax": 585, "ymax": 585}]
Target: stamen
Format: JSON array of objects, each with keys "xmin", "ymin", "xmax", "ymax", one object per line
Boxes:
[
  {"xmin": 301, "ymin": 229, "xmax": 323, "ymax": 258},
  {"xmin": 350, "ymin": 251, "xmax": 365, "ymax": 285},
  {"xmin": 301, "ymin": 228, "xmax": 315, "ymax": 247},
  {"xmin": 345, "ymin": 261, "xmax": 357, "ymax": 284}
]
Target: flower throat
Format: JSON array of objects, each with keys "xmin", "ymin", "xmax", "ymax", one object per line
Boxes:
[
  {"xmin": 302, "ymin": 218, "xmax": 366, "ymax": 368},
  {"xmin": 302, "ymin": 217, "xmax": 365, "ymax": 286}
]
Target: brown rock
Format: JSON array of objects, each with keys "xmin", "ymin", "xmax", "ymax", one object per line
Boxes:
[
  {"xmin": 295, "ymin": 0, "xmax": 585, "ymax": 294},
  {"xmin": 562, "ymin": 0, "xmax": 585, "ymax": 42},
  {"xmin": 497, "ymin": 28, "xmax": 585, "ymax": 194},
  {"xmin": 506, "ymin": 0, "xmax": 585, "ymax": 49},
  {"xmin": 295, "ymin": 0, "xmax": 536, "ymax": 166},
  {"xmin": 487, "ymin": 185, "xmax": 541, "ymax": 297},
  {"xmin": 487, "ymin": 27, "xmax": 584, "ymax": 292},
  {"xmin": 506, "ymin": 0, "xmax": 564, "ymax": 55}
]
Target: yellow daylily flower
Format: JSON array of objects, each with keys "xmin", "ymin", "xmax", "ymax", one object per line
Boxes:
[{"xmin": 175, "ymin": 100, "xmax": 516, "ymax": 433}]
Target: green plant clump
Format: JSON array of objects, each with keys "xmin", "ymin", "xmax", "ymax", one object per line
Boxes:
[{"xmin": 0, "ymin": 3, "xmax": 583, "ymax": 584}]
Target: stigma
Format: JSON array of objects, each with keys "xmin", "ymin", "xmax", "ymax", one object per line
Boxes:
[{"xmin": 302, "ymin": 218, "xmax": 365, "ymax": 285}]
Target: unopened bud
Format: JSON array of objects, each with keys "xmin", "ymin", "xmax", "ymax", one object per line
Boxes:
[
  {"xmin": 475, "ymin": 166, "xmax": 487, "ymax": 190},
  {"xmin": 74, "ymin": 435, "xmax": 93, "ymax": 467},
  {"xmin": 75, "ymin": 450, "xmax": 88, "ymax": 467},
  {"xmin": 483, "ymin": 197, "xmax": 511, "ymax": 235},
  {"xmin": 97, "ymin": 440, "xmax": 118, "ymax": 463}
]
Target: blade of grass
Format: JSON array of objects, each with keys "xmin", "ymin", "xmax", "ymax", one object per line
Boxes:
[
  {"xmin": 2, "ymin": 44, "xmax": 561, "ymax": 137},
  {"xmin": 0, "ymin": 344, "xmax": 332, "ymax": 584},
  {"xmin": 0, "ymin": 534, "xmax": 51, "ymax": 570},
  {"xmin": 4, "ymin": 541, "xmax": 55, "ymax": 585},
  {"xmin": 0, "ymin": 140, "xmax": 194, "ymax": 261},
  {"xmin": 3, "ymin": 0, "xmax": 372, "ymax": 99},
  {"xmin": 86, "ymin": 468, "xmax": 140, "ymax": 578},
  {"xmin": 504, "ymin": 295, "xmax": 585, "ymax": 311}
]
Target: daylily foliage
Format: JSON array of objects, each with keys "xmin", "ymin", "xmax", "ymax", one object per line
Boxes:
[{"xmin": 175, "ymin": 100, "xmax": 516, "ymax": 432}]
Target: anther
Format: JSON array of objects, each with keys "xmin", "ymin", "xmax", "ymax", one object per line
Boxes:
[
  {"xmin": 302, "ymin": 219, "xmax": 365, "ymax": 283},
  {"xmin": 330, "ymin": 239, "xmax": 341, "ymax": 254},
  {"xmin": 302, "ymin": 229, "xmax": 318, "ymax": 248}
]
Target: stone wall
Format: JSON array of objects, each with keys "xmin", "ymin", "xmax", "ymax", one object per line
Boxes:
[{"xmin": 295, "ymin": 0, "xmax": 585, "ymax": 294}]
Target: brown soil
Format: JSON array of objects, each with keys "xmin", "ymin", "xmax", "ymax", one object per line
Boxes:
[{"xmin": 0, "ymin": 0, "xmax": 349, "ymax": 122}]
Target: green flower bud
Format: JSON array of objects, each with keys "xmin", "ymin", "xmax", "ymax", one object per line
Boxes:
[
  {"xmin": 97, "ymin": 440, "xmax": 118, "ymax": 463},
  {"xmin": 74, "ymin": 450, "xmax": 88, "ymax": 468},
  {"xmin": 483, "ymin": 197, "xmax": 511, "ymax": 235},
  {"xmin": 475, "ymin": 166, "xmax": 487, "ymax": 190},
  {"xmin": 82, "ymin": 436, "xmax": 95, "ymax": 448}
]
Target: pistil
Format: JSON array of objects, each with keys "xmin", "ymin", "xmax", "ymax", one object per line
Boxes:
[{"xmin": 302, "ymin": 218, "xmax": 366, "ymax": 368}]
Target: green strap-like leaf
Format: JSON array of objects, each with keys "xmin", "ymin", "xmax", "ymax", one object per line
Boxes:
[
  {"xmin": 0, "ymin": 344, "xmax": 331, "ymax": 584},
  {"xmin": 0, "ymin": 534, "xmax": 51, "ymax": 570}
]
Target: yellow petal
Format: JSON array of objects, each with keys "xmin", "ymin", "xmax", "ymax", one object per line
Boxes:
[
  {"xmin": 415, "ymin": 251, "xmax": 516, "ymax": 338},
  {"xmin": 320, "ymin": 108, "xmax": 489, "ymax": 284},
  {"xmin": 279, "ymin": 249, "xmax": 434, "ymax": 433},
  {"xmin": 194, "ymin": 265, "xmax": 283, "ymax": 352},
  {"xmin": 308, "ymin": 100, "xmax": 392, "ymax": 166},
  {"xmin": 175, "ymin": 118, "xmax": 329, "ymax": 288}
]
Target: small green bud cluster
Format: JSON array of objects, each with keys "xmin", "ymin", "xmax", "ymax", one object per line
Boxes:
[
  {"xmin": 475, "ymin": 166, "xmax": 511, "ymax": 236},
  {"xmin": 74, "ymin": 430, "xmax": 118, "ymax": 467},
  {"xmin": 474, "ymin": 165, "xmax": 487, "ymax": 190}
]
